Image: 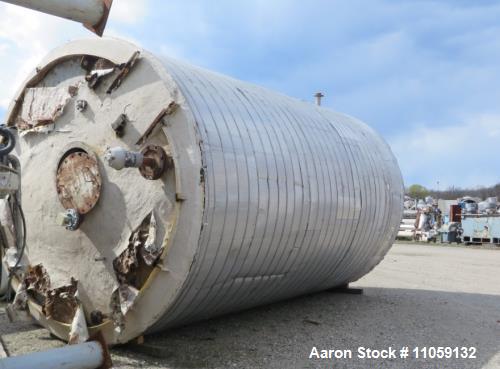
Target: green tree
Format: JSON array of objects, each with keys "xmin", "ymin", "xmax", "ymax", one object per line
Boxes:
[{"xmin": 407, "ymin": 184, "xmax": 429, "ymax": 199}]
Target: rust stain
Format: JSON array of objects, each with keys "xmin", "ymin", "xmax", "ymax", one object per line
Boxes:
[
  {"xmin": 110, "ymin": 212, "xmax": 162, "ymax": 325},
  {"xmin": 106, "ymin": 51, "xmax": 140, "ymax": 94},
  {"xmin": 83, "ymin": 0, "xmax": 113, "ymax": 37},
  {"xmin": 16, "ymin": 87, "xmax": 71, "ymax": 133},
  {"xmin": 113, "ymin": 212, "xmax": 162, "ymax": 288},
  {"xmin": 136, "ymin": 102, "xmax": 179, "ymax": 145},
  {"xmin": 82, "ymin": 56, "xmax": 117, "ymax": 90},
  {"xmin": 24, "ymin": 264, "xmax": 51, "ymax": 305},
  {"xmin": 56, "ymin": 151, "xmax": 102, "ymax": 214},
  {"xmin": 139, "ymin": 145, "xmax": 172, "ymax": 181},
  {"xmin": 44, "ymin": 278, "xmax": 78, "ymax": 324},
  {"xmin": 68, "ymin": 85, "xmax": 79, "ymax": 97},
  {"xmin": 22, "ymin": 265, "xmax": 82, "ymax": 326}
]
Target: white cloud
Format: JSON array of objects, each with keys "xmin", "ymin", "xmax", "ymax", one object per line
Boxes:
[
  {"xmin": 109, "ymin": 0, "xmax": 150, "ymax": 25},
  {"xmin": 0, "ymin": 4, "xmax": 94, "ymax": 109},
  {"xmin": 0, "ymin": 0, "xmax": 149, "ymax": 111},
  {"xmin": 389, "ymin": 115, "xmax": 500, "ymax": 189},
  {"xmin": 159, "ymin": 44, "xmax": 187, "ymax": 61}
]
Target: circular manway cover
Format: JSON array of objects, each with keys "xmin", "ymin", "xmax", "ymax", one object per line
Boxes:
[{"xmin": 56, "ymin": 151, "xmax": 102, "ymax": 214}]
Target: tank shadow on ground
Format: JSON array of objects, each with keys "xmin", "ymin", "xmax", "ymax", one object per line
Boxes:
[{"xmin": 116, "ymin": 287, "xmax": 500, "ymax": 369}]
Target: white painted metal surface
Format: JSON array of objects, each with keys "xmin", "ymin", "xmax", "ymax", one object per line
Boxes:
[
  {"xmin": 1, "ymin": 0, "xmax": 111, "ymax": 35},
  {"xmin": 5, "ymin": 38, "xmax": 404, "ymax": 344},
  {"xmin": 1, "ymin": 0, "xmax": 104, "ymax": 25},
  {"xmin": 0, "ymin": 341, "xmax": 103, "ymax": 369}
]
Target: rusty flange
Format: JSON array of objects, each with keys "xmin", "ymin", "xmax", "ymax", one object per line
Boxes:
[
  {"xmin": 56, "ymin": 151, "xmax": 102, "ymax": 214},
  {"xmin": 139, "ymin": 145, "xmax": 172, "ymax": 180}
]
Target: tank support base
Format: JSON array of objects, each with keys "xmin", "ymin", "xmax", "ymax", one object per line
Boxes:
[{"xmin": 326, "ymin": 284, "xmax": 363, "ymax": 295}]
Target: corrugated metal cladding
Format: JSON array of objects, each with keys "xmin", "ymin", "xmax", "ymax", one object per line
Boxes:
[{"xmin": 151, "ymin": 57, "xmax": 404, "ymax": 331}]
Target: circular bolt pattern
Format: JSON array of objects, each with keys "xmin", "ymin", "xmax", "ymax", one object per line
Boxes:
[{"xmin": 139, "ymin": 145, "xmax": 172, "ymax": 180}]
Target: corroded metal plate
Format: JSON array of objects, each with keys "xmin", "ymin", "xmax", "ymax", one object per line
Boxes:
[
  {"xmin": 139, "ymin": 145, "xmax": 170, "ymax": 180},
  {"xmin": 56, "ymin": 151, "xmax": 102, "ymax": 214}
]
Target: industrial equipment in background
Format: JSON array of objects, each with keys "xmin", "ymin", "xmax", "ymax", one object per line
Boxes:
[
  {"xmin": 398, "ymin": 193, "xmax": 500, "ymax": 247},
  {"xmin": 459, "ymin": 197, "xmax": 500, "ymax": 245},
  {"xmin": 398, "ymin": 196, "xmax": 441, "ymax": 242}
]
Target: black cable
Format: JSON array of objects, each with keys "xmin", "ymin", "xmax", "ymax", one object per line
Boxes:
[
  {"xmin": 0, "ymin": 197, "xmax": 12, "ymax": 301},
  {"xmin": 0, "ymin": 209, "xmax": 10, "ymax": 302},
  {"xmin": 0, "ymin": 134, "xmax": 21, "ymax": 301},
  {"xmin": 0, "ymin": 127, "xmax": 15, "ymax": 157},
  {"xmin": 11, "ymin": 195, "xmax": 26, "ymax": 273}
]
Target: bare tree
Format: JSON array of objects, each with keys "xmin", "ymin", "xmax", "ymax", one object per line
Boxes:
[{"xmin": 424, "ymin": 183, "xmax": 500, "ymax": 200}]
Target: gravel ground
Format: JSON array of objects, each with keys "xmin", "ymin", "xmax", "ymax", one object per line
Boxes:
[{"xmin": 1, "ymin": 242, "xmax": 499, "ymax": 368}]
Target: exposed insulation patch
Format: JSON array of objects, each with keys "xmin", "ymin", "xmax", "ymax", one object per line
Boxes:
[
  {"xmin": 14, "ymin": 265, "xmax": 87, "ymax": 332},
  {"xmin": 44, "ymin": 278, "xmax": 78, "ymax": 324},
  {"xmin": 81, "ymin": 56, "xmax": 116, "ymax": 90},
  {"xmin": 113, "ymin": 211, "xmax": 161, "ymax": 288},
  {"xmin": 16, "ymin": 87, "xmax": 72, "ymax": 135},
  {"xmin": 24, "ymin": 264, "xmax": 51, "ymax": 305},
  {"xmin": 106, "ymin": 51, "xmax": 140, "ymax": 94},
  {"xmin": 110, "ymin": 212, "xmax": 162, "ymax": 330},
  {"xmin": 81, "ymin": 51, "xmax": 140, "ymax": 93}
]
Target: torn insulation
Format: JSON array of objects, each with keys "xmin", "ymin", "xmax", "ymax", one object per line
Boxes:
[
  {"xmin": 16, "ymin": 87, "xmax": 71, "ymax": 135},
  {"xmin": 113, "ymin": 211, "xmax": 161, "ymax": 289}
]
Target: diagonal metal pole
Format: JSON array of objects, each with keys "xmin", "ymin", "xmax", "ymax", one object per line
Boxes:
[
  {"xmin": 0, "ymin": 0, "xmax": 113, "ymax": 36},
  {"xmin": 0, "ymin": 341, "xmax": 109, "ymax": 369}
]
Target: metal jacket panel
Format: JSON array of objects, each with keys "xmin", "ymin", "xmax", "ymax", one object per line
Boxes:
[{"xmin": 151, "ymin": 57, "xmax": 404, "ymax": 330}]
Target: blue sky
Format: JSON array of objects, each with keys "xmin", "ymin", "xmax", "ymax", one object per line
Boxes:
[{"xmin": 1, "ymin": 0, "xmax": 499, "ymax": 190}]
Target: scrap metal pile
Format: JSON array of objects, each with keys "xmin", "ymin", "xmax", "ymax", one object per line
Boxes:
[
  {"xmin": 398, "ymin": 196, "xmax": 441, "ymax": 242},
  {"xmin": 398, "ymin": 194, "xmax": 500, "ymax": 246},
  {"xmin": 459, "ymin": 197, "xmax": 500, "ymax": 245}
]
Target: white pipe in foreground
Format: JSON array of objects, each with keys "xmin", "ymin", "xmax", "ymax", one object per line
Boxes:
[
  {"xmin": 0, "ymin": 0, "xmax": 112, "ymax": 35},
  {"xmin": 0, "ymin": 341, "xmax": 104, "ymax": 369}
]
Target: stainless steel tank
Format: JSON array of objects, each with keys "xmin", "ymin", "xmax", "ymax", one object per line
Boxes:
[{"xmin": 5, "ymin": 38, "xmax": 403, "ymax": 344}]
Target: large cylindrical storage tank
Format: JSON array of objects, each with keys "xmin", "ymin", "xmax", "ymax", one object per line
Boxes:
[{"xmin": 5, "ymin": 38, "xmax": 403, "ymax": 344}]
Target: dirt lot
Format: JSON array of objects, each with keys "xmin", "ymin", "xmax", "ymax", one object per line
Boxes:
[{"xmin": 1, "ymin": 242, "xmax": 499, "ymax": 368}]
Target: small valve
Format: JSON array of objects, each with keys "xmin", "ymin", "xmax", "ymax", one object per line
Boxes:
[
  {"xmin": 57, "ymin": 208, "xmax": 82, "ymax": 231},
  {"xmin": 104, "ymin": 147, "xmax": 143, "ymax": 170},
  {"xmin": 104, "ymin": 145, "xmax": 171, "ymax": 180}
]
